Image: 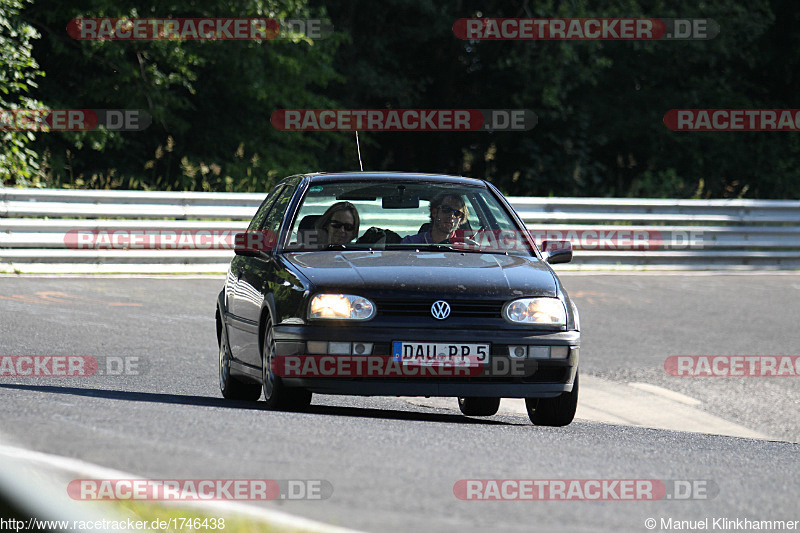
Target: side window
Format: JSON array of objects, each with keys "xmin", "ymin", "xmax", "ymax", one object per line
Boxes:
[
  {"xmin": 247, "ymin": 185, "xmax": 284, "ymax": 231},
  {"xmin": 260, "ymin": 184, "xmax": 296, "ymax": 234}
]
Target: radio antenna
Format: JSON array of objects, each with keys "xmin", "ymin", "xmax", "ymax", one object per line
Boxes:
[{"xmin": 355, "ymin": 130, "xmax": 363, "ymax": 171}]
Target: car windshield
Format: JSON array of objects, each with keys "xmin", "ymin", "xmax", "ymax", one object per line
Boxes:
[{"xmin": 285, "ymin": 180, "xmax": 534, "ymax": 255}]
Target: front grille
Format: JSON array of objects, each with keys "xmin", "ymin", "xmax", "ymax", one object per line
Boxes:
[{"xmin": 375, "ymin": 299, "xmax": 504, "ymax": 319}]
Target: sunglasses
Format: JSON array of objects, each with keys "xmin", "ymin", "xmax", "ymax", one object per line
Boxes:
[
  {"xmin": 439, "ymin": 205, "xmax": 465, "ymax": 218},
  {"xmin": 328, "ymin": 220, "xmax": 355, "ymax": 231}
]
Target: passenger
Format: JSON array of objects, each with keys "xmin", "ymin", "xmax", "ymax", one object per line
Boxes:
[
  {"xmin": 315, "ymin": 201, "xmax": 360, "ymax": 245},
  {"xmin": 401, "ymin": 193, "xmax": 468, "ymax": 244}
]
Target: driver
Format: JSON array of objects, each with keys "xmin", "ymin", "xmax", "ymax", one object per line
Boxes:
[
  {"xmin": 401, "ymin": 193, "xmax": 468, "ymax": 244},
  {"xmin": 316, "ymin": 201, "xmax": 360, "ymax": 245}
]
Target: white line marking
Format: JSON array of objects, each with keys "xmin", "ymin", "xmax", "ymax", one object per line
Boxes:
[
  {"xmin": 0, "ymin": 443, "xmax": 366, "ymax": 533},
  {"xmin": 628, "ymin": 382, "xmax": 702, "ymax": 406},
  {"xmin": 402, "ymin": 376, "xmax": 782, "ymax": 442}
]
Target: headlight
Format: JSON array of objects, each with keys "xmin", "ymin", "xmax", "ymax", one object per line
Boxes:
[
  {"xmin": 503, "ymin": 298, "xmax": 566, "ymax": 326},
  {"xmin": 308, "ymin": 294, "xmax": 376, "ymax": 321}
]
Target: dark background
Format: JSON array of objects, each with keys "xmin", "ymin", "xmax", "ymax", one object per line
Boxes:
[{"xmin": 3, "ymin": 0, "xmax": 799, "ymax": 198}]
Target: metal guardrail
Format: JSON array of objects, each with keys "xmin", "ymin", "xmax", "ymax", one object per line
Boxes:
[{"xmin": 1, "ymin": 188, "xmax": 799, "ymax": 273}]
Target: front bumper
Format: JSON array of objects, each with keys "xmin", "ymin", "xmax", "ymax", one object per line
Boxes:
[{"xmin": 272, "ymin": 324, "xmax": 579, "ymax": 398}]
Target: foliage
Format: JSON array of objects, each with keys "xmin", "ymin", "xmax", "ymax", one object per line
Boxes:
[
  {"xmin": 19, "ymin": 0, "xmax": 342, "ymax": 191},
  {"xmin": 0, "ymin": 0, "xmax": 44, "ymax": 186},
  {"xmin": 314, "ymin": 0, "xmax": 800, "ymax": 199},
  {"xmin": 3, "ymin": 0, "xmax": 800, "ymax": 198}
]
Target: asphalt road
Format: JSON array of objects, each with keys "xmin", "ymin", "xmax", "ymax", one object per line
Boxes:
[{"xmin": 1, "ymin": 274, "xmax": 799, "ymax": 532}]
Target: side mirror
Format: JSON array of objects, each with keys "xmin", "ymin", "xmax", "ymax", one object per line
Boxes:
[
  {"xmin": 234, "ymin": 230, "xmax": 277, "ymax": 256},
  {"xmin": 540, "ymin": 240, "xmax": 573, "ymax": 264}
]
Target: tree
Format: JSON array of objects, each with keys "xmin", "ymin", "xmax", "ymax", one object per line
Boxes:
[
  {"xmin": 22, "ymin": 0, "xmax": 343, "ymax": 190},
  {"xmin": 0, "ymin": 0, "xmax": 44, "ymax": 186},
  {"xmin": 10, "ymin": 0, "xmax": 800, "ymax": 197},
  {"xmin": 315, "ymin": 0, "xmax": 800, "ymax": 199}
]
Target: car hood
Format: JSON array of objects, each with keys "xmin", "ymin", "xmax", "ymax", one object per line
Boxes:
[{"xmin": 285, "ymin": 250, "xmax": 557, "ymax": 298}]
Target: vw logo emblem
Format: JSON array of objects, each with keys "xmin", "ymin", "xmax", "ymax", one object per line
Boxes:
[{"xmin": 431, "ymin": 300, "xmax": 451, "ymax": 320}]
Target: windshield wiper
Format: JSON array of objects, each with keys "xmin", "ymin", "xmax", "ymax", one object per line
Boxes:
[
  {"xmin": 382, "ymin": 243, "xmax": 456, "ymax": 252},
  {"xmin": 382, "ymin": 243, "xmax": 530, "ymax": 255}
]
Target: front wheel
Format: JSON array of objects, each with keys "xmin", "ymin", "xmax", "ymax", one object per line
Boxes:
[
  {"xmin": 262, "ymin": 318, "xmax": 312, "ymax": 411},
  {"xmin": 526, "ymin": 372, "xmax": 579, "ymax": 427},
  {"xmin": 458, "ymin": 397, "xmax": 501, "ymax": 416}
]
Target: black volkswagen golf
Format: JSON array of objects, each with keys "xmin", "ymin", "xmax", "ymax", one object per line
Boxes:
[{"xmin": 216, "ymin": 172, "xmax": 580, "ymax": 426}]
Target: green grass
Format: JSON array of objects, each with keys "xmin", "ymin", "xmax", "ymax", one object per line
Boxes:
[{"xmin": 113, "ymin": 500, "xmax": 317, "ymax": 533}]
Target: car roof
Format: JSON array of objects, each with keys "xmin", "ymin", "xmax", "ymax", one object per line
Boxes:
[{"xmin": 296, "ymin": 171, "xmax": 488, "ymax": 187}]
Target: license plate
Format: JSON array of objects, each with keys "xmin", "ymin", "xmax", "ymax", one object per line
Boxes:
[{"xmin": 392, "ymin": 342, "xmax": 490, "ymax": 366}]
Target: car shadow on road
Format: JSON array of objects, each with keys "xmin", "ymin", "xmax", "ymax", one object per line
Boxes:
[
  {"xmin": 0, "ymin": 383, "xmax": 522, "ymax": 426},
  {"xmin": 305, "ymin": 404, "xmax": 519, "ymax": 425}
]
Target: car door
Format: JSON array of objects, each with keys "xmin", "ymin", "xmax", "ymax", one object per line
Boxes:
[
  {"xmin": 232, "ymin": 181, "xmax": 298, "ymax": 368},
  {"xmin": 226, "ymin": 183, "xmax": 285, "ymax": 366}
]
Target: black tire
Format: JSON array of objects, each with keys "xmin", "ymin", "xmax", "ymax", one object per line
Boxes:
[
  {"xmin": 218, "ymin": 319, "xmax": 262, "ymax": 401},
  {"xmin": 458, "ymin": 397, "xmax": 501, "ymax": 416},
  {"xmin": 262, "ymin": 317, "xmax": 312, "ymax": 411},
  {"xmin": 526, "ymin": 372, "xmax": 579, "ymax": 427}
]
